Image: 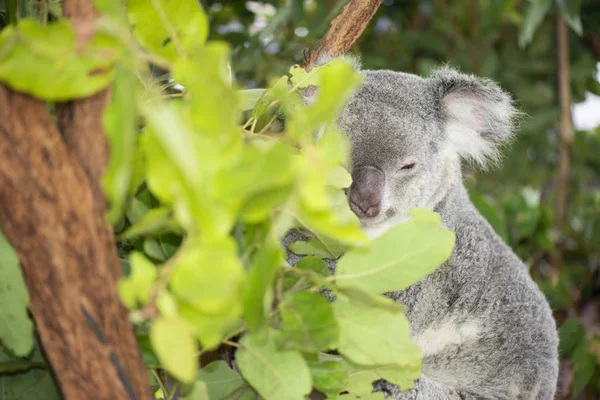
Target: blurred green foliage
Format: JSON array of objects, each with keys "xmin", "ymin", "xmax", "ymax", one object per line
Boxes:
[
  {"xmin": 0, "ymin": 0, "xmax": 599, "ymax": 399},
  {"xmin": 204, "ymin": 0, "xmax": 600, "ymax": 398}
]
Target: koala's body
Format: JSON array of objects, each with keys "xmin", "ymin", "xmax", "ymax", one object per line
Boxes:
[{"xmin": 283, "ymin": 60, "xmax": 559, "ymax": 399}]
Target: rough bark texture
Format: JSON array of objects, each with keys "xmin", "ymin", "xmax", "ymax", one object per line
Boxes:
[
  {"xmin": 302, "ymin": 0, "xmax": 383, "ymax": 70},
  {"xmin": 0, "ymin": 0, "xmax": 152, "ymax": 398}
]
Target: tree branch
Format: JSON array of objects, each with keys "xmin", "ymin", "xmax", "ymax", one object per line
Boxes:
[
  {"xmin": 552, "ymin": 14, "xmax": 573, "ymax": 281},
  {"xmin": 302, "ymin": 0, "xmax": 383, "ymax": 70}
]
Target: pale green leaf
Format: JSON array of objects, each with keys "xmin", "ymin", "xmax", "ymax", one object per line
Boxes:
[
  {"xmin": 197, "ymin": 361, "xmax": 245, "ymax": 400},
  {"xmin": 0, "ymin": 228, "xmax": 34, "ymax": 357},
  {"xmin": 127, "ymin": 0, "xmax": 208, "ymax": 61},
  {"xmin": 182, "ymin": 381, "xmax": 210, "ymax": 400},
  {"xmin": 237, "ymin": 329, "xmax": 312, "ymax": 400},
  {"xmin": 103, "ymin": 67, "xmax": 138, "ymax": 224},
  {"xmin": 170, "ymin": 239, "xmax": 244, "ymax": 315},
  {"xmin": 333, "ymin": 295, "xmax": 422, "ymax": 367},
  {"xmin": 237, "ymin": 89, "xmax": 267, "ymax": 111},
  {"xmin": 288, "ymin": 64, "xmax": 323, "ymax": 88},
  {"xmin": 279, "ymin": 292, "xmax": 339, "ymax": 352},
  {"xmin": 334, "ymin": 211, "xmax": 454, "ymax": 294},
  {"xmin": 305, "ymin": 359, "xmax": 348, "ymax": 398},
  {"xmin": 117, "ymin": 252, "xmax": 157, "ymax": 309},
  {"xmin": 341, "ymin": 359, "xmax": 420, "ymax": 395},
  {"xmin": 242, "ymin": 241, "xmax": 283, "ymax": 331},
  {"xmin": 118, "ymin": 207, "xmax": 178, "ymax": 240},
  {"xmin": 150, "ymin": 315, "xmax": 198, "ymax": 383},
  {"xmin": 0, "ymin": 19, "xmax": 120, "ymax": 100}
]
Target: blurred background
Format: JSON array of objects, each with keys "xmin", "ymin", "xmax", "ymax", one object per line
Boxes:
[
  {"xmin": 1, "ymin": 0, "xmax": 599, "ymax": 398},
  {"xmin": 202, "ymin": 0, "xmax": 600, "ymax": 398}
]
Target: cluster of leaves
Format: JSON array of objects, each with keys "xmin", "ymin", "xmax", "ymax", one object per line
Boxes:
[
  {"xmin": 205, "ymin": 0, "xmax": 600, "ymax": 397},
  {"xmin": 0, "ymin": 1, "xmax": 457, "ymax": 399}
]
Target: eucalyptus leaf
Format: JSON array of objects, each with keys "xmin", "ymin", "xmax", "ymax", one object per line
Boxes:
[
  {"xmin": 334, "ymin": 209, "xmax": 454, "ymax": 294},
  {"xmin": 127, "ymin": 0, "xmax": 208, "ymax": 61},
  {"xmin": 279, "ymin": 291, "xmax": 339, "ymax": 352},
  {"xmin": 237, "ymin": 329, "xmax": 312, "ymax": 400},
  {"xmin": 150, "ymin": 315, "xmax": 198, "ymax": 384},
  {"xmin": 0, "ymin": 19, "xmax": 120, "ymax": 100},
  {"xmin": 333, "ymin": 295, "xmax": 422, "ymax": 367},
  {"xmin": 0, "ymin": 228, "xmax": 34, "ymax": 357}
]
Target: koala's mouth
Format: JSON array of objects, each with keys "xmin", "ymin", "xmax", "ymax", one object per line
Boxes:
[{"xmin": 357, "ymin": 208, "xmax": 396, "ymax": 227}]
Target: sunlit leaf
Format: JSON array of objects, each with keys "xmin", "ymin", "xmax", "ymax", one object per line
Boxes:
[
  {"xmin": 0, "ymin": 19, "xmax": 120, "ymax": 100},
  {"xmin": 117, "ymin": 252, "xmax": 157, "ymax": 309},
  {"xmin": 103, "ymin": 67, "xmax": 139, "ymax": 224},
  {"xmin": 333, "ymin": 295, "xmax": 422, "ymax": 367},
  {"xmin": 150, "ymin": 315, "xmax": 198, "ymax": 383},
  {"xmin": 127, "ymin": 0, "xmax": 208, "ymax": 61},
  {"xmin": 334, "ymin": 209, "xmax": 454, "ymax": 294}
]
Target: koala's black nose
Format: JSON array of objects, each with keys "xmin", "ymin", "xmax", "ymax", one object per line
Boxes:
[{"xmin": 348, "ymin": 166, "xmax": 385, "ymax": 218}]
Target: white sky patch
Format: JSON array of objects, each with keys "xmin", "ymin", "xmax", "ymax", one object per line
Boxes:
[{"xmin": 572, "ymin": 62, "xmax": 600, "ymax": 131}]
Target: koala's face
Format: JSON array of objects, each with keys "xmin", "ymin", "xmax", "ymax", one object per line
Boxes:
[{"xmin": 330, "ymin": 66, "xmax": 515, "ymax": 238}]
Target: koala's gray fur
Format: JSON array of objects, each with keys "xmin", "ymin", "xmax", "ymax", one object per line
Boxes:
[{"xmin": 283, "ymin": 58, "xmax": 559, "ymax": 399}]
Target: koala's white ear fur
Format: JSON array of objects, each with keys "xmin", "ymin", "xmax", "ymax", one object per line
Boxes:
[
  {"xmin": 300, "ymin": 54, "xmax": 362, "ymax": 105},
  {"xmin": 431, "ymin": 66, "xmax": 519, "ymax": 169}
]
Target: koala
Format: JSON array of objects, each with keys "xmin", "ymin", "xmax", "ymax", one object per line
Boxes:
[{"xmin": 283, "ymin": 57, "xmax": 559, "ymax": 399}]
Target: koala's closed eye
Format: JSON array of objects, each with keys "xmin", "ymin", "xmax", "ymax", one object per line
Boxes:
[{"xmin": 398, "ymin": 161, "xmax": 416, "ymax": 171}]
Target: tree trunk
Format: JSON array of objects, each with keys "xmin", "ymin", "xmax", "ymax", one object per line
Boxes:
[{"xmin": 0, "ymin": 0, "xmax": 152, "ymax": 397}]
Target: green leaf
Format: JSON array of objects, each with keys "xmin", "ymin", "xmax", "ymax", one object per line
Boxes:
[
  {"xmin": 182, "ymin": 381, "xmax": 210, "ymax": 400},
  {"xmin": 557, "ymin": 0, "xmax": 583, "ymax": 35},
  {"xmin": 289, "ymin": 64, "xmax": 324, "ymax": 88},
  {"xmin": 334, "ymin": 209, "xmax": 454, "ymax": 294},
  {"xmin": 197, "ymin": 361, "xmax": 245, "ymax": 400},
  {"xmin": 237, "ymin": 89, "xmax": 267, "ymax": 111},
  {"xmin": 118, "ymin": 207, "xmax": 178, "ymax": 240},
  {"xmin": 518, "ymin": 0, "xmax": 552, "ymax": 48},
  {"xmin": 150, "ymin": 315, "xmax": 198, "ymax": 384},
  {"xmin": 170, "ymin": 239, "xmax": 244, "ymax": 315},
  {"xmin": 571, "ymin": 339, "xmax": 597, "ymax": 395},
  {"xmin": 215, "ymin": 142, "xmax": 295, "ymax": 202},
  {"xmin": 117, "ymin": 252, "xmax": 157, "ymax": 309},
  {"xmin": 558, "ymin": 318, "xmax": 585, "ymax": 358},
  {"xmin": 237, "ymin": 329, "xmax": 312, "ymax": 400},
  {"xmin": 279, "ymin": 292, "xmax": 339, "ymax": 352},
  {"xmin": 306, "ymin": 359, "xmax": 348, "ymax": 398},
  {"xmin": 0, "ymin": 345, "xmax": 60, "ymax": 400},
  {"xmin": 242, "ymin": 241, "xmax": 283, "ymax": 331},
  {"xmin": 0, "ymin": 19, "xmax": 120, "ymax": 100},
  {"xmin": 288, "ymin": 235, "xmax": 347, "ymax": 259},
  {"xmin": 103, "ymin": 67, "xmax": 139, "ymax": 224},
  {"xmin": 223, "ymin": 384, "xmax": 258, "ymax": 400},
  {"xmin": 333, "ymin": 295, "xmax": 422, "ymax": 367},
  {"xmin": 0, "ymin": 228, "xmax": 34, "ymax": 357},
  {"xmin": 127, "ymin": 0, "xmax": 209, "ymax": 61},
  {"xmin": 341, "ymin": 359, "xmax": 419, "ymax": 395},
  {"xmin": 336, "ymin": 286, "xmax": 405, "ymax": 314},
  {"xmin": 283, "ymin": 256, "xmax": 330, "ymax": 292}
]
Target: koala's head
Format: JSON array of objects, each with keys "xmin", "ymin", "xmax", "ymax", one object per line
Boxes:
[{"xmin": 304, "ymin": 57, "xmax": 517, "ymax": 238}]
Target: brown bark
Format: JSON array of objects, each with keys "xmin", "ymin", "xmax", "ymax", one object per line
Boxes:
[
  {"xmin": 302, "ymin": 0, "xmax": 383, "ymax": 70},
  {"xmin": 0, "ymin": 0, "xmax": 152, "ymax": 398}
]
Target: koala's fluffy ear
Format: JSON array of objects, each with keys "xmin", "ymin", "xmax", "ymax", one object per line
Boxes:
[
  {"xmin": 300, "ymin": 54, "xmax": 362, "ymax": 105},
  {"xmin": 431, "ymin": 66, "xmax": 519, "ymax": 168}
]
